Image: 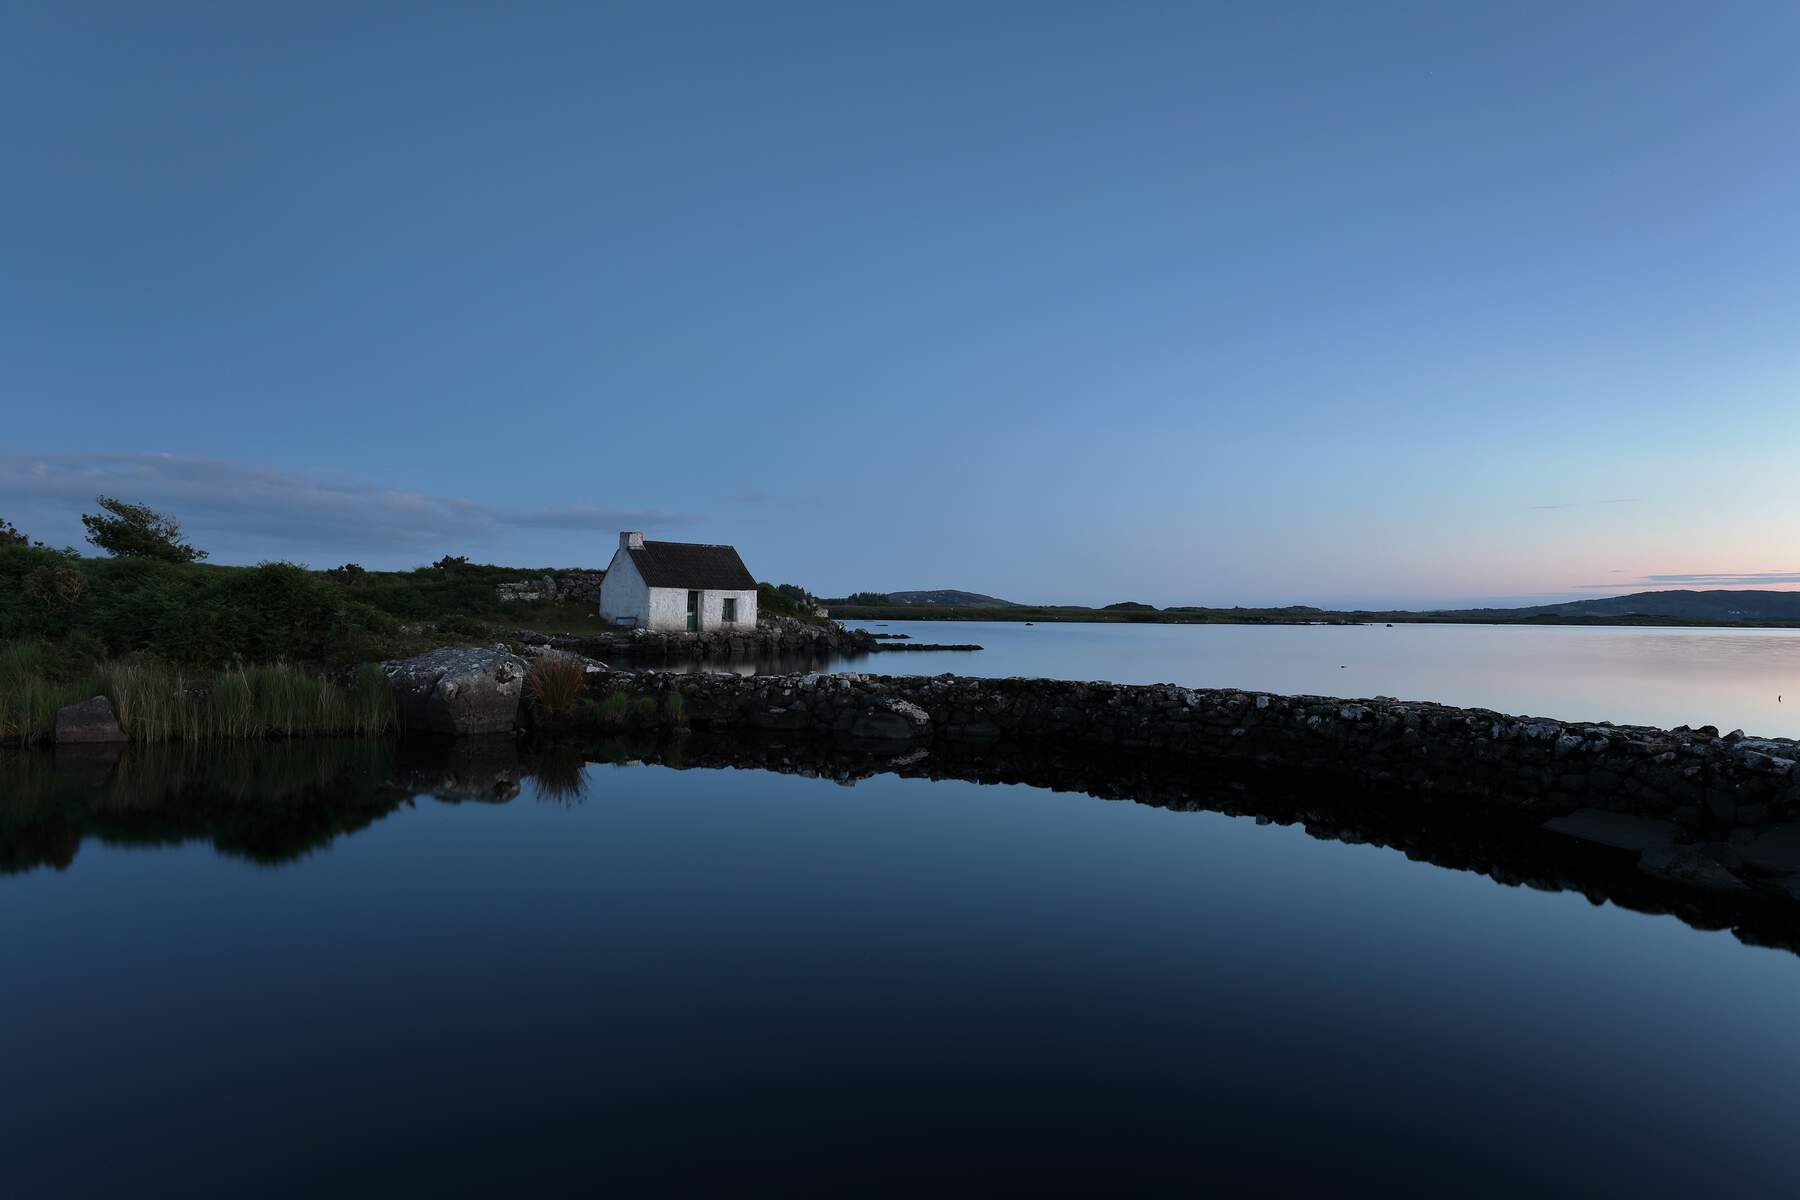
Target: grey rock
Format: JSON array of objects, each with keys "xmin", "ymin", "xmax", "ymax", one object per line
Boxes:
[
  {"xmin": 848, "ymin": 698, "xmax": 932, "ymax": 742},
  {"xmin": 54, "ymin": 695, "xmax": 127, "ymax": 744},
  {"xmin": 1638, "ymin": 845, "xmax": 1747, "ymax": 891},
  {"xmin": 1542, "ymin": 809, "xmax": 1677, "ymax": 852},
  {"xmin": 382, "ymin": 647, "xmax": 527, "ymax": 735},
  {"xmin": 1738, "ymin": 825, "xmax": 1800, "ymax": 876}
]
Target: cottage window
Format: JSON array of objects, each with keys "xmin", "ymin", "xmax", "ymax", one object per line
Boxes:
[{"xmin": 723, "ymin": 598, "xmax": 737, "ymax": 625}]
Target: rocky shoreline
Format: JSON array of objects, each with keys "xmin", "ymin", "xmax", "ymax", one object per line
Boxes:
[
  {"xmin": 55, "ymin": 639, "xmax": 1798, "ymax": 905},
  {"xmin": 377, "ymin": 650, "xmax": 1800, "ymax": 838},
  {"xmin": 515, "ymin": 615, "xmax": 879, "ymax": 665}
]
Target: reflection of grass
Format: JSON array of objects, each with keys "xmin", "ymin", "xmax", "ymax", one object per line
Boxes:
[
  {"xmin": 0, "ymin": 739, "xmax": 406, "ymax": 874},
  {"xmin": 0, "ymin": 639, "xmax": 395, "ymax": 745},
  {"xmin": 528, "ymin": 747, "xmax": 588, "ymax": 804}
]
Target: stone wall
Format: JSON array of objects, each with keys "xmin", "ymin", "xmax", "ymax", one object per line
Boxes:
[
  {"xmin": 556, "ymin": 670, "xmax": 1800, "ymax": 829},
  {"xmin": 495, "ymin": 572, "xmax": 605, "ymax": 604},
  {"xmin": 539, "ymin": 617, "xmax": 875, "ymax": 664}
]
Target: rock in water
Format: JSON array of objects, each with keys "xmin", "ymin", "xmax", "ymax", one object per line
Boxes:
[
  {"xmin": 54, "ymin": 695, "xmax": 127, "ymax": 744},
  {"xmin": 1637, "ymin": 844, "xmax": 1747, "ymax": 891},
  {"xmin": 382, "ymin": 647, "xmax": 527, "ymax": 736},
  {"xmin": 847, "ymin": 698, "xmax": 932, "ymax": 742}
]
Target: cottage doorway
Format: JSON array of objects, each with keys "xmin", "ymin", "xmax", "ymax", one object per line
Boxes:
[{"xmin": 687, "ymin": 589, "xmax": 700, "ymax": 632}]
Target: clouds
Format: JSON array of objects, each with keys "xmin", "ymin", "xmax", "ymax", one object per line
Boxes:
[
  {"xmin": 1529, "ymin": 499, "xmax": 1640, "ymax": 511},
  {"xmin": 0, "ymin": 453, "xmax": 688, "ymax": 563},
  {"xmin": 1577, "ymin": 570, "xmax": 1800, "ymax": 590}
]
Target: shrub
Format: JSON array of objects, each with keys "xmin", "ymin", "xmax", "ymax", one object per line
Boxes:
[
  {"xmin": 596, "ymin": 690, "xmax": 630, "ymax": 727},
  {"xmin": 0, "ymin": 518, "xmax": 25, "ymax": 547},
  {"xmin": 433, "ymin": 614, "xmax": 487, "ymax": 642},
  {"xmin": 526, "ymin": 654, "xmax": 587, "ymax": 715},
  {"xmin": 22, "ymin": 565, "xmax": 85, "ymax": 609}
]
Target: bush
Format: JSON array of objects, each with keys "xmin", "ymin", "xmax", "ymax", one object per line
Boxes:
[
  {"xmin": 22, "ymin": 565, "xmax": 84, "ymax": 609},
  {"xmin": 596, "ymin": 690, "xmax": 630, "ymax": 727},
  {"xmin": 432, "ymin": 614, "xmax": 487, "ymax": 642},
  {"xmin": 0, "ymin": 549, "xmax": 404, "ymax": 668},
  {"xmin": 758, "ymin": 581, "xmax": 830, "ymax": 625}
]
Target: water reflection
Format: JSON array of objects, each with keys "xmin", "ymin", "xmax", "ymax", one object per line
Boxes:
[
  {"xmin": 841, "ymin": 621, "xmax": 1800, "ymax": 737},
  {"xmin": 6, "ymin": 736, "xmax": 1797, "ymax": 955}
]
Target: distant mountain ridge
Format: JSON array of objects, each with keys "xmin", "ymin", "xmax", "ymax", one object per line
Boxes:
[
  {"xmin": 880, "ymin": 589, "xmax": 1019, "ymax": 608},
  {"xmin": 1433, "ymin": 589, "xmax": 1800, "ymax": 622},
  {"xmin": 827, "ymin": 587, "xmax": 1800, "ymax": 626}
]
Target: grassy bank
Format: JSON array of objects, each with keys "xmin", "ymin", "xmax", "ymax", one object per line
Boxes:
[
  {"xmin": 0, "ymin": 640, "xmax": 394, "ymax": 746},
  {"xmin": 1, "ymin": 546, "xmax": 831, "ymax": 673}
]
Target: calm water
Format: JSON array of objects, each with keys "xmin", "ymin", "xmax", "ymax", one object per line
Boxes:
[
  {"xmin": 4, "ymin": 740, "xmax": 1800, "ymax": 1195},
  {"xmin": 845, "ymin": 620, "xmax": 1800, "ymax": 738}
]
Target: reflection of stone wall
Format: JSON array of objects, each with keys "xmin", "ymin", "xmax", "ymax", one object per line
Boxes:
[
  {"xmin": 566, "ymin": 671, "xmax": 1800, "ymax": 828},
  {"xmin": 581, "ymin": 733, "xmax": 1800, "ymax": 956},
  {"xmin": 495, "ymin": 571, "xmax": 606, "ymax": 604}
]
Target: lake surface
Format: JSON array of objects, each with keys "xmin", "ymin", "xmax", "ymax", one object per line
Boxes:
[
  {"xmin": 844, "ymin": 620, "xmax": 1800, "ymax": 739},
  {"xmin": 5, "ymin": 739, "xmax": 1800, "ymax": 1195}
]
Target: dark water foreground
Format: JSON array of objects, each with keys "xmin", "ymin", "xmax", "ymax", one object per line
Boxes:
[{"xmin": 6, "ymin": 737, "xmax": 1800, "ymax": 1195}]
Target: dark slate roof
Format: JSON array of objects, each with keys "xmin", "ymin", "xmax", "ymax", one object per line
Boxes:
[{"xmin": 626, "ymin": 541, "xmax": 757, "ymax": 590}]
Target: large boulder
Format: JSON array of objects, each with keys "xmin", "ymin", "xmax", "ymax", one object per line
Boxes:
[
  {"xmin": 55, "ymin": 696, "xmax": 127, "ymax": 744},
  {"xmin": 382, "ymin": 647, "xmax": 527, "ymax": 736}
]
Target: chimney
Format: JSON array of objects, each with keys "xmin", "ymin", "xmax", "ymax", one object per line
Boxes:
[{"xmin": 620, "ymin": 531, "xmax": 644, "ymax": 549}]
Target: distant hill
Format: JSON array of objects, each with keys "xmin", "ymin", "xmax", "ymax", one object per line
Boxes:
[
  {"xmin": 879, "ymin": 589, "xmax": 1020, "ymax": 608},
  {"xmin": 1435, "ymin": 590, "xmax": 1800, "ymax": 622},
  {"xmin": 827, "ymin": 587, "xmax": 1800, "ymax": 627}
]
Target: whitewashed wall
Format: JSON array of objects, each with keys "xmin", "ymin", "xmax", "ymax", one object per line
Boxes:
[
  {"xmin": 598, "ymin": 551, "xmax": 647, "ymax": 626},
  {"xmin": 644, "ymin": 587, "xmax": 689, "ymax": 631},
  {"xmin": 701, "ymin": 588, "xmax": 757, "ymax": 630},
  {"xmin": 633, "ymin": 586, "xmax": 761, "ymax": 632}
]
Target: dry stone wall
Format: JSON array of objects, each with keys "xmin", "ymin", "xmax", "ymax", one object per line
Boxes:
[{"xmin": 569, "ymin": 670, "xmax": 1800, "ymax": 828}]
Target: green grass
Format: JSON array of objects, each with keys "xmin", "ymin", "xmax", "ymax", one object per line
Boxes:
[
  {"xmin": 0, "ymin": 639, "xmax": 395, "ymax": 746},
  {"xmin": 1, "ymin": 543, "xmax": 845, "ymax": 685}
]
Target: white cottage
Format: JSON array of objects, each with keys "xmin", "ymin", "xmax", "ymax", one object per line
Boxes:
[{"xmin": 599, "ymin": 532, "xmax": 759, "ymax": 632}]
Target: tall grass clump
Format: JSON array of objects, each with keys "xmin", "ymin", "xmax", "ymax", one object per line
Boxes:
[
  {"xmin": 346, "ymin": 663, "xmax": 396, "ymax": 735},
  {"xmin": 0, "ymin": 638, "xmax": 96, "ymax": 745},
  {"xmin": 0, "ymin": 639, "xmax": 397, "ymax": 745},
  {"xmin": 526, "ymin": 653, "xmax": 588, "ymax": 716},
  {"xmin": 94, "ymin": 658, "xmax": 195, "ymax": 743},
  {"xmin": 596, "ymin": 690, "xmax": 630, "ymax": 727}
]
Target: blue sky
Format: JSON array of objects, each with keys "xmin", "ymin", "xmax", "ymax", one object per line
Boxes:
[{"xmin": 3, "ymin": 2, "xmax": 1797, "ymax": 607}]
